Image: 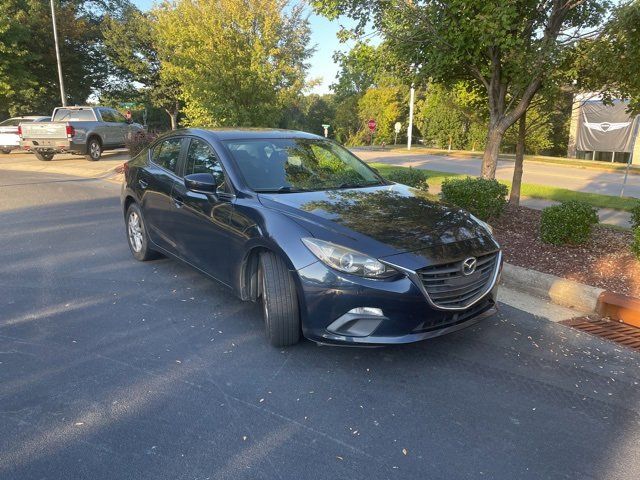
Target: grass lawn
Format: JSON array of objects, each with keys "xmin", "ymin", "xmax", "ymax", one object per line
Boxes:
[{"xmin": 370, "ymin": 163, "xmax": 639, "ymax": 212}]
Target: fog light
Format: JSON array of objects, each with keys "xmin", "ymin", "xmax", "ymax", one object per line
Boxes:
[{"xmin": 348, "ymin": 307, "xmax": 383, "ymax": 316}]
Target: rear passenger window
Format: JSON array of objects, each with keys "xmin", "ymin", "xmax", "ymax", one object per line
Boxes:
[
  {"xmin": 184, "ymin": 139, "xmax": 227, "ymax": 189},
  {"xmin": 152, "ymin": 138, "xmax": 182, "ymax": 173}
]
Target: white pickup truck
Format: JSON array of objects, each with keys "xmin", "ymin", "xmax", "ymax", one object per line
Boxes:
[{"xmin": 20, "ymin": 106, "xmax": 143, "ymax": 161}]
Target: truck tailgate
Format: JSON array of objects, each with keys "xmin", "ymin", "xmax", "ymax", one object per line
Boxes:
[{"xmin": 21, "ymin": 122, "xmax": 67, "ymax": 140}]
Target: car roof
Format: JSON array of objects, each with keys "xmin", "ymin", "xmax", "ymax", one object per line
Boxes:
[{"xmin": 166, "ymin": 128, "xmax": 324, "ymax": 142}]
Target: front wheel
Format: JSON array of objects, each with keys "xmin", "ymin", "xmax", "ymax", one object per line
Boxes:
[
  {"xmin": 259, "ymin": 252, "xmax": 301, "ymax": 347},
  {"xmin": 126, "ymin": 203, "xmax": 159, "ymax": 261},
  {"xmin": 85, "ymin": 138, "xmax": 102, "ymax": 161},
  {"xmin": 34, "ymin": 150, "xmax": 54, "ymax": 161}
]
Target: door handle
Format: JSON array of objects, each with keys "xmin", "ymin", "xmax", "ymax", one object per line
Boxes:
[
  {"xmin": 172, "ymin": 195, "xmax": 184, "ymax": 208},
  {"xmin": 138, "ymin": 179, "xmax": 148, "ymax": 189}
]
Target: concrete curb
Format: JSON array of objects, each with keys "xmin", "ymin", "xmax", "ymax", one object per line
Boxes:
[
  {"xmin": 500, "ymin": 263, "xmax": 605, "ymax": 313},
  {"xmin": 501, "ymin": 263, "xmax": 640, "ymax": 328}
]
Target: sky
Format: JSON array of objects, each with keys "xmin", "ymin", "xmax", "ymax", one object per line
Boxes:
[{"xmin": 132, "ymin": 0, "xmax": 352, "ymax": 95}]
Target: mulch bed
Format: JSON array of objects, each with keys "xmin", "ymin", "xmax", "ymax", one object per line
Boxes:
[{"xmin": 491, "ymin": 206, "xmax": 640, "ymax": 298}]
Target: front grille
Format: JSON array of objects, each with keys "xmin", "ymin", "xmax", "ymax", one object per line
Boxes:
[{"xmin": 417, "ymin": 251, "xmax": 500, "ymax": 309}]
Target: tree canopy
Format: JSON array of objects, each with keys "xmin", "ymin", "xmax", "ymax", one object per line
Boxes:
[
  {"xmin": 153, "ymin": 0, "xmax": 313, "ymax": 127},
  {"xmin": 313, "ymin": 0, "xmax": 611, "ymax": 177}
]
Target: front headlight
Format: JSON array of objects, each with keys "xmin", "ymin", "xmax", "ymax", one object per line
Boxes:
[
  {"xmin": 301, "ymin": 238, "xmax": 398, "ymax": 279},
  {"xmin": 469, "ymin": 214, "xmax": 493, "ymax": 235}
]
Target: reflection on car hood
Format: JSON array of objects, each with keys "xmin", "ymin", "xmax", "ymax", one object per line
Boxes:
[{"xmin": 258, "ymin": 184, "xmax": 492, "ymax": 255}]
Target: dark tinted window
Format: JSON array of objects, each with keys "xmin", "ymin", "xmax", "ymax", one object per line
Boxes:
[
  {"xmin": 185, "ymin": 139, "xmax": 228, "ymax": 190},
  {"xmin": 152, "ymin": 138, "xmax": 182, "ymax": 173},
  {"xmin": 52, "ymin": 109, "xmax": 96, "ymax": 121},
  {"xmin": 99, "ymin": 109, "xmax": 116, "ymax": 122}
]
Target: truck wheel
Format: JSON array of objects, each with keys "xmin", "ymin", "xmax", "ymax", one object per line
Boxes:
[
  {"xmin": 1, "ymin": 148, "xmax": 11, "ymax": 154},
  {"xmin": 86, "ymin": 138, "xmax": 102, "ymax": 161},
  {"xmin": 126, "ymin": 203, "xmax": 159, "ymax": 261},
  {"xmin": 259, "ymin": 251, "xmax": 301, "ymax": 347},
  {"xmin": 34, "ymin": 151, "xmax": 54, "ymax": 161}
]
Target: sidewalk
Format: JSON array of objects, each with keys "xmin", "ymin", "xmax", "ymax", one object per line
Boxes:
[{"xmin": 521, "ymin": 198, "xmax": 633, "ymax": 228}]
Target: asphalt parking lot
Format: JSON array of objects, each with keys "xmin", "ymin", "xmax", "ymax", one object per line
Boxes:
[{"xmin": 1, "ymin": 168, "xmax": 639, "ymax": 479}]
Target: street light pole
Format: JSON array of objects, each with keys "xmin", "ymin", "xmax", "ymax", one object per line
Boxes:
[
  {"xmin": 407, "ymin": 83, "xmax": 414, "ymax": 150},
  {"xmin": 50, "ymin": 0, "xmax": 67, "ymax": 106}
]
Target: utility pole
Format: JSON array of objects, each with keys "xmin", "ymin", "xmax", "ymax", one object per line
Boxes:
[
  {"xmin": 50, "ymin": 0, "xmax": 66, "ymax": 106},
  {"xmin": 407, "ymin": 83, "xmax": 414, "ymax": 150}
]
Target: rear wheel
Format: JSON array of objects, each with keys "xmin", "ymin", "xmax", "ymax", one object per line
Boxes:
[
  {"xmin": 34, "ymin": 150, "xmax": 54, "ymax": 161},
  {"xmin": 126, "ymin": 203, "xmax": 159, "ymax": 261},
  {"xmin": 86, "ymin": 137, "xmax": 102, "ymax": 161},
  {"xmin": 1, "ymin": 148, "xmax": 11, "ymax": 154},
  {"xmin": 259, "ymin": 252, "xmax": 301, "ymax": 347}
]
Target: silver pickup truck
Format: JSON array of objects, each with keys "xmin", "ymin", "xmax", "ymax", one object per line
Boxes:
[{"xmin": 20, "ymin": 106, "xmax": 143, "ymax": 161}]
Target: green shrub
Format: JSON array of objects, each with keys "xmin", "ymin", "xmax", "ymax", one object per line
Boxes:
[
  {"xmin": 440, "ymin": 176, "xmax": 508, "ymax": 220},
  {"xmin": 385, "ymin": 167, "xmax": 428, "ymax": 186},
  {"xmin": 632, "ymin": 227, "xmax": 640, "ymax": 260},
  {"xmin": 540, "ymin": 201, "xmax": 599, "ymax": 245},
  {"xmin": 631, "ymin": 201, "xmax": 640, "ymax": 230},
  {"xmin": 125, "ymin": 131, "xmax": 157, "ymax": 157}
]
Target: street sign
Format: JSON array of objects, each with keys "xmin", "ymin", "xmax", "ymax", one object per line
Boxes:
[
  {"xmin": 321, "ymin": 124, "xmax": 330, "ymax": 138},
  {"xmin": 367, "ymin": 119, "xmax": 377, "ymax": 131},
  {"xmin": 394, "ymin": 122, "xmax": 402, "ymax": 145},
  {"xmin": 120, "ymin": 102, "xmax": 137, "ymax": 108}
]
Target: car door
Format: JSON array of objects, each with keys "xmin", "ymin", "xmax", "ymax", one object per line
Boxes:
[
  {"xmin": 170, "ymin": 137, "xmax": 236, "ymax": 285},
  {"xmin": 97, "ymin": 108, "xmax": 116, "ymax": 145},
  {"xmin": 139, "ymin": 137, "xmax": 186, "ymax": 255},
  {"xmin": 109, "ymin": 109, "xmax": 129, "ymax": 145}
]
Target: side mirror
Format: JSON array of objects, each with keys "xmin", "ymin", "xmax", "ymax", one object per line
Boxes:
[{"xmin": 184, "ymin": 173, "xmax": 217, "ymax": 194}]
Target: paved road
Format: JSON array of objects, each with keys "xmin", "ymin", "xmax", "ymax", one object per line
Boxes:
[
  {"xmin": 356, "ymin": 150, "xmax": 640, "ymax": 199},
  {"xmin": 1, "ymin": 169, "xmax": 639, "ymax": 480}
]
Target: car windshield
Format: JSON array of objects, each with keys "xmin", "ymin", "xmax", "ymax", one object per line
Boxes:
[
  {"xmin": 52, "ymin": 109, "xmax": 96, "ymax": 121},
  {"xmin": 224, "ymin": 138, "xmax": 386, "ymax": 192}
]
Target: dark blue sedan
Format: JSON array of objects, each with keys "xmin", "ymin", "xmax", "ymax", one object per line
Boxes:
[{"xmin": 121, "ymin": 129, "xmax": 501, "ymax": 346}]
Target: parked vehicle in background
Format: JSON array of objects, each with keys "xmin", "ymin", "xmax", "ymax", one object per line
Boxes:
[
  {"xmin": 121, "ymin": 128, "xmax": 502, "ymax": 347},
  {"xmin": 0, "ymin": 116, "xmax": 50, "ymax": 154},
  {"xmin": 20, "ymin": 106, "xmax": 143, "ymax": 161}
]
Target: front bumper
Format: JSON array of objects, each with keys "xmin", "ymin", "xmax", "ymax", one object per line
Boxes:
[{"xmin": 296, "ymin": 260, "xmax": 500, "ymax": 345}]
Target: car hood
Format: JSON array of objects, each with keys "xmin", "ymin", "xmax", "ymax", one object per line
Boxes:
[{"xmin": 258, "ymin": 184, "xmax": 494, "ymax": 257}]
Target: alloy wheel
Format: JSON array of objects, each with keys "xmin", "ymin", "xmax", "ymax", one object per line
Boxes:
[{"xmin": 128, "ymin": 211, "xmax": 143, "ymax": 253}]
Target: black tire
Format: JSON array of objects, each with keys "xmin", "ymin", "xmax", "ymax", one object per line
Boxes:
[
  {"xmin": 259, "ymin": 251, "xmax": 301, "ymax": 347},
  {"xmin": 126, "ymin": 203, "xmax": 159, "ymax": 261},
  {"xmin": 85, "ymin": 137, "xmax": 102, "ymax": 161},
  {"xmin": 34, "ymin": 150, "xmax": 54, "ymax": 161},
  {"xmin": 1, "ymin": 148, "xmax": 11, "ymax": 154}
]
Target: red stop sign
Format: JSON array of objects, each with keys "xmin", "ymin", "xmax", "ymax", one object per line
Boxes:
[{"xmin": 367, "ymin": 119, "xmax": 377, "ymax": 131}]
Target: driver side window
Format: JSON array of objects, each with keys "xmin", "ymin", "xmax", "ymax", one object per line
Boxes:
[{"xmin": 184, "ymin": 139, "xmax": 228, "ymax": 192}]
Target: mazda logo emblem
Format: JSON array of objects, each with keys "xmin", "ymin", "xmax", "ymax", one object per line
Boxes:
[{"xmin": 462, "ymin": 257, "xmax": 477, "ymax": 276}]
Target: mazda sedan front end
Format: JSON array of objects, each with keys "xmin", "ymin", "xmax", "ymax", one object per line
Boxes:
[{"xmin": 121, "ymin": 128, "xmax": 501, "ymax": 347}]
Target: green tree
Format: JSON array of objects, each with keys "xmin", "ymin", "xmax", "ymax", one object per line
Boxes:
[
  {"xmin": 0, "ymin": 0, "xmax": 132, "ymax": 118},
  {"xmin": 102, "ymin": 5, "xmax": 181, "ymax": 129},
  {"xmin": 313, "ymin": 0, "xmax": 610, "ymax": 178},
  {"xmin": 153, "ymin": 0, "xmax": 313, "ymax": 127},
  {"xmin": 574, "ymin": 0, "xmax": 640, "ymax": 114},
  {"xmin": 356, "ymin": 83, "xmax": 403, "ymax": 145},
  {"xmin": 280, "ymin": 94, "xmax": 336, "ymax": 136},
  {"xmin": 331, "ymin": 42, "xmax": 379, "ymax": 100}
]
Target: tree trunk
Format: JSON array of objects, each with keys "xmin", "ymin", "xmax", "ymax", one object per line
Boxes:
[
  {"xmin": 481, "ymin": 124, "xmax": 505, "ymax": 178},
  {"xmin": 509, "ymin": 111, "xmax": 527, "ymax": 207}
]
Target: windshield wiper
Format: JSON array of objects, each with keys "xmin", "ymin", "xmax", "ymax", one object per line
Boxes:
[{"xmin": 254, "ymin": 186, "xmax": 308, "ymax": 193}]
